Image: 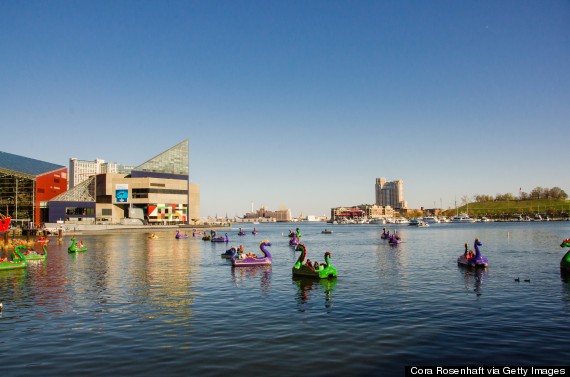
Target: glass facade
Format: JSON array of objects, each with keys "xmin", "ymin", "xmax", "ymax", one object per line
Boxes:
[
  {"xmin": 0, "ymin": 171, "xmax": 35, "ymax": 225},
  {"xmin": 134, "ymin": 139, "xmax": 189, "ymax": 175}
]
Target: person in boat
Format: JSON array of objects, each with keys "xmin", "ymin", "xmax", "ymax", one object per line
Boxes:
[
  {"xmin": 238, "ymin": 248, "xmax": 246, "ymax": 260},
  {"xmin": 246, "ymin": 250, "xmax": 256, "ymax": 258},
  {"xmin": 464, "ymin": 243, "xmax": 474, "ymax": 258},
  {"xmin": 313, "ymin": 261, "xmax": 320, "ymax": 269},
  {"xmin": 305, "ymin": 259, "xmax": 312, "ymax": 267}
]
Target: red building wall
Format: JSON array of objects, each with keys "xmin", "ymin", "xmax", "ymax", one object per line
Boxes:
[{"xmin": 35, "ymin": 168, "xmax": 68, "ymax": 226}]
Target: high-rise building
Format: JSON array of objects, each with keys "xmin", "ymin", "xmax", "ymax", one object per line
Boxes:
[
  {"xmin": 375, "ymin": 177, "xmax": 407, "ymax": 210},
  {"xmin": 69, "ymin": 158, "xmax": 134, "ymax": 188}
]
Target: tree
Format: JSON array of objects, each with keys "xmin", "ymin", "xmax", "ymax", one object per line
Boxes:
[{"xmin": 530, "ymin": 186, "xmax": 544, "ymax": 199}]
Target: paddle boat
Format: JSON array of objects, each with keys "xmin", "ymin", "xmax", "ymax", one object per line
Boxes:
[
  {"xmin": 211, "ymin": 231, "xmax": 229, "ymax": 243},
  {"xmin": 231, "ymin": 240, "xmax": 272, "ymax": 267},
  {"xmin": 381, "ymin": 227, "xmax": 390, "ymax": 239},
  {"xmin": 458, "ymin": 238, "xmax": 488, "ymax": 267},
  {"xmin": 321, "ymin": 229, "xmax": 333, "ymax": 234},
  {"xmin": 175, "ymin": 230, "xmax": 188, "ymax": 239},
  {"xmin": 149, "ymin": 233, "xmax": 159, "ymax": 239},
  {"xmin": 222, "ymin": 246, "xmax": 239, "ymax": 259},
  {"xmin": 289, "ymin": 232, "xmax": 300, "ymax": 246},
  {"xmin": 202, "ymin": 231, "xmax": 212, "ymax": 241},
  {"xmin": 252, "ymin": 228, "xmax": 258, "ymax": 235},
  {"xmin": 192, "ymin": 229, "xmax": 202, "ymax": 237},
  {"xmin": 388, "ymin": 230, "xmax": 401, "ymax": 244},
  {"xmin": 0, "ymin": 245, "xmax": 26, "ymax": 270},
  {"xmin": 238, "ymin": 228, "xmax": 246, "ymax": 236},
  {"xmin": 18, "ymin": 243, "xmax": 47, "ymax": 261},
  {"xmin": 68, "ymin": 236, "xmax": 87, "ymax": 253},
  {"xmin": 560, "ymin": 239, "xmax": 570, "ymax": 272},
  {"xmin": 292, "ymin": 243, "xmax": 337, "ymax": 279},
  {"xmin": 35, "ymin": 236, "xmax": 49, "ymax": 244}
]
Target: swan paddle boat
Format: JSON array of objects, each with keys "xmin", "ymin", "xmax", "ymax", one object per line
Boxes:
[
  {"xmin": 17, "ymin": 243, "xmax": 47, "ymax": 261},
  {"xmin": 252, "ymin": 228, "xmax": 258, "ymax": 235},
  {"xmin": 288, "ymin": 228, "xmax": 301, "ymax": 239},
  {"xmin": 149, "ymin": 233, "xmax": 159, "ymax": 240},
  {"xmin": 458, "ymin": 238, "xmax": 488, "ymax": 267},
  {"xmin": 289, "ymin": 232, "xmax": 301, "ymax": 246},
  {"xmin": 68, "ymin": 237, "xmax": 87, "ymax": 253},
  {"xmin": 222, "ymin": 246, "xmax": 238, "ymax": 259},
  {"xmin": 292, "ymin": 243, "xmax": 337, "ymax": 279},
  {"xmin": 231, "ymin": 240, "xmax": 272, "ymax": 267},
  {"xmin": 211, "ymin": 231, "xmax": 229, "ymax": 243},
  {"xmin": 175, "ymin": 230, "xmax": 188, "ymax": 239},
  {"xmin": 388, "ymin": 231, "xmax": 401, "ymax": 244},
  {"xmin": 0, "ymin": 245, "xmax": 26, "ymax": 270},
  {"xmin": 381, "ymin": 227, "xmax": 390, "ymax": 239},
  {"xmin": 560, "ymin": 239, "xmax": 570, "ymax": 272},
  {"xmin": 192, "ymin": 229, "xmax": 202, "ymax": 237},
  {"xmin": 237, "ymin": 228, "xmax": 246, "ymax": 236}
]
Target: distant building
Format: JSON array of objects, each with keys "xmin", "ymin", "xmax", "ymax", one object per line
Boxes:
[
  {"xmin": 70, "ymin": 158, "xmax": 135, "ymax": 188},
  {"xmin": 244, "ymin": 206, "xmax": 292, "ymax": 222},
  {"xmin": 0, "ymin": 151, "xmax": 67, "ymax": 227},
  {"xmin": 375, "ymin": 177, "xmax": 407, "ymax": 210},
  {"xmin": 330, "ymin": 205, "xmax": 394, "ymax": 222}
]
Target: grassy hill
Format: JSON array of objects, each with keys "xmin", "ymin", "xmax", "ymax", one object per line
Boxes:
[{"xmin": 442, "ymin": 198, "xmax": 570, "ymax": 218}]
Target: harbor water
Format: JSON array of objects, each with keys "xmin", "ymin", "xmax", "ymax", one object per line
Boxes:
[{"xmin": 1, "ymin": 222, "xmax": 570, "ymax": 376}]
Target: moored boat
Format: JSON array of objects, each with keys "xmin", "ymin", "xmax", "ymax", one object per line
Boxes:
[{"xmin": 0, "ymin": 245, "xmax": 26, "ymax": 270}]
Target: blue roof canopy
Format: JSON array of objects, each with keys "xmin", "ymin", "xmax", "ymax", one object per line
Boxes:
[{"xmin": 0, "ymin": 151, "xmax": 65, "ymax": 177}]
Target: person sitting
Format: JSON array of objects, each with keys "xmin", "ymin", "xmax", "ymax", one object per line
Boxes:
[
  {"xmin": 314, "ymin": 261, "xmax": 320, "ymax": 269},
  {"xmin": 238, "ymin": 250, "xmax": 246, "ymax": 260},
  {"xmin": 305, "ymin": 259, "xmax": 312, "ymax": 267},
  {"xmin": 246, "ymin": 251, "xmax": 256, "ymax": 258}
]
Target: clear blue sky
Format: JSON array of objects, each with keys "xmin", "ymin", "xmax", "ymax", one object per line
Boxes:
[{"xmin": 1, "ymin": 1, "xmax": 569, "ymax": 218}]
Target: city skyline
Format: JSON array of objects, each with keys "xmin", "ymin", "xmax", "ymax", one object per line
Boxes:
[{"xmin": 2, "ymin": 1, "xmax": 569, "ymax": 218}]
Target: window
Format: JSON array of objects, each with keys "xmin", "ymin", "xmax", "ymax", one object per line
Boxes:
[
  {"xmin": 66, "ymin": 207, "xmax": 95, "ymax": 216},
  {"xmin": 102, "ymin": 209, "xmax": 112, "ymax": 215}
]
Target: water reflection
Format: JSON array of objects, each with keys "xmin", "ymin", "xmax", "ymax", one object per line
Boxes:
[
  {"xmin": 458, "ymin": 266, "xmax": 488, "ymax": 295},
  {"xmin": 231, "ymin": 265, "xmax": 272, "ymax": 295},
  {"xmin": 292, "ymin": 276, "xmax": 336, "ymax": 312}
]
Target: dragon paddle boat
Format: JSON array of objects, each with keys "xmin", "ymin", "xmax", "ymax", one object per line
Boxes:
[
  {"xmin": 0, "ymin": 245, "xmax": 26, "ymax": 270},
  {"xmin": 68, "ymin": 236, "xmax": 87, "ymax": 253},
  {"xmin": 192, "ymin": 229, "xmax": 203, "ymax": 237},
  {"xmin": 560, "ymin": 239, "xmax": 570, "ymax": 272},
  {"xmin": 17, "ymin": 243, "xmax": 47, "ymax": 261},
  {"xmin": 231, "ymin": 240, "xmax": 272, "ymax": 267},
  {"xmin": 288, "ymin": 228, "xmax": 301, "ymax": 239},
  {"xmin": 381, "ymin": 227, "xmax": 390, "ymax": 239},
  {"xmin": 202, "ymin": 231, "xmax": 212, "ymax": 241},
  {"xmin": 35, "ymin": 236, "xmax": 49, "ymax": 244},
  {"xmin": 211, "ymin": 231, "xmax": 229, "ymax": 243},
  {"xmin": 292, "ymin": 243, "xmax": 337, "ymax": 279},
  {"xmin": 252, "ymin": 228, "xmax": 258, "ymax": 235},
  {"xmin": 458, "ymin": 238, "xmax": 488, "ymax": 267},
  {"xmin": 237, "ymin": 228, "xmax": 246, "ymax": 236},
  {"xmin": 175, "ymin": 230, "xmax": 188, "ymax": 239}
]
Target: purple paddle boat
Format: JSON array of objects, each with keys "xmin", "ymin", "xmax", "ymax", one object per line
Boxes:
[
  {"xmin": 458, "ymin": 238, "xmax": 488, "ymax": 267},
  {"xmin": 289, "ymin": 232, "xmax": 300, "ymax": 246},
  {"xmin": 211, "ymin": 231, "xmax": 229, "ymax": 243},
  {"xmin": 231, "ymin": 240, "xmax": 272, "ymax": 267},
  {"xmin": 176, "ymin": 230, "xmax": 188, "ymax": 239}
]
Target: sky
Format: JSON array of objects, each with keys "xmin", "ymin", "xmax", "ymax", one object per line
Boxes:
[{"xmin": 1, "ymin": 1, "xmax": 569, "ymax": 218}]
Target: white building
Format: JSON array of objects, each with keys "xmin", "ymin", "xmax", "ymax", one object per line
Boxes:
[
  {"xmin": 375, "ymin": 177, "xmax": 408, "ymax": 210},
  {"xmin": 69, "ymin": 158, "xmax": 135, "ymax": 188}
]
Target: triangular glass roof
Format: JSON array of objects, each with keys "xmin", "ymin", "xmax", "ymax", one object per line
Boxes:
[
  {"xmin": 0, "ymin": 151, "xmax": 65, "ymax": 178},
  {"xmin": 133, "ymin": 139, "xmax": 189, "ymax": 175},
  {"xmin": 50, "ymin": 176, "xmax": 95, "ymax": 202}
]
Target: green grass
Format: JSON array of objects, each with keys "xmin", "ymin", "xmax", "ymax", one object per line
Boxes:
[{"xmin": 443, "ymin": 198, "xmax": 570, "ymax": 218}]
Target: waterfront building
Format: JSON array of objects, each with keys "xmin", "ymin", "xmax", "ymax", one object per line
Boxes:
[
  {"xmin": 375, "ymin": 177, "xmax": 408, "ymax": 210},
  {"xmin": 48, "ymin": 139, "xmax": 200, "ymax": 225},
  {"xmin": 70, "ymin": 158, "xmax": 135, "ymax": 189},
  {"xmin": 243, "ymin": 206, "xmax": 292, "ymax": 222},
  {"xmin": 0, "ymin": 151, "xmax": 67, "ymax": 227}
]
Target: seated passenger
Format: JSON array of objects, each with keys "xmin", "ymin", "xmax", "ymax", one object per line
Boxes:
[{"xmin": 314, "ymin": 261, "xmax": 320, "ymax": 269}]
